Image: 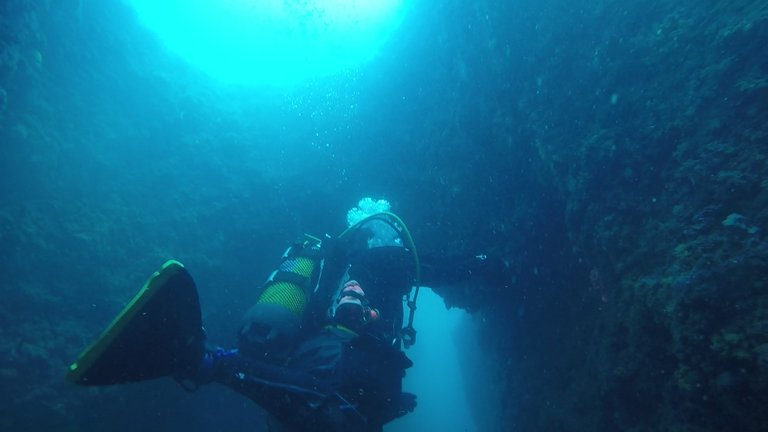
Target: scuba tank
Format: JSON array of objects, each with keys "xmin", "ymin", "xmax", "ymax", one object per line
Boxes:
[
  {"xmin": 238, "ymin": 235, "xmax": 323, "ymax": 360},
  {"xmin": 238, "ymin": 212, "xmax": 422, "ymax": 362}
]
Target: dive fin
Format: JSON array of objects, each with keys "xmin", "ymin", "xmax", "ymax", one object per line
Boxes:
[{"xmin": 66, "ymin": 260, "xmax": 205, "ymax": 385}]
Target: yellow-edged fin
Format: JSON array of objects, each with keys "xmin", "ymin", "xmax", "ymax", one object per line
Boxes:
[{"xmin": 66, "ymin": 260, "xmax": 203, "ymax": 385}]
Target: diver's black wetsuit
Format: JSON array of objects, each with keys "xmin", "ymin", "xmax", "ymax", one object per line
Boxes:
[
  {"xmin": 199, "ymin": 231, "xmax": 504, "ymax": 431},
  {"xmin": 209, "ymin": 328, "xmax": 413, "ymax": 432},
  {"xmin": 200, "ymin": 237, "xmax": 419, "ymax": 432}
]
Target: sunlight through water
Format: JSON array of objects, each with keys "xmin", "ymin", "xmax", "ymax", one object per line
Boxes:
[{"xmin": 128, "ymin": 0, "xmax": 406, "ymax": 86}]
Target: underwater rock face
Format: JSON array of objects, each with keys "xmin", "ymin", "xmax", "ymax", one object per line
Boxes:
[{"xmin": 477, "ymin": 0, "xmax": 768, "ymax": 430}]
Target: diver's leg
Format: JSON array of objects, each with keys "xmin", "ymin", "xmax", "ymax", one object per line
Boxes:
[
  {"xmin": 190, "ymin": 346, "xmax": 335, "ymax": 428},
  {"xmin": 195, "ymin": 347, "xmax": 330, "ymax": 394}
]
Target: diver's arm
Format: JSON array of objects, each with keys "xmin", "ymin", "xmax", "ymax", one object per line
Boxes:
[
  {"xmin": 418, "ymin": 252, "xmax": 511, "ymax": 311},
  {"xmin": 419, "ymin": 252, "xmax": 510, "ymax": 287}
]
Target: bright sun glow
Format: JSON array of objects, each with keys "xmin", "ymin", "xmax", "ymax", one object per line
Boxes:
[{"xmin": 128, "ymin": 0, "xmax": 406, "ymax": 86}]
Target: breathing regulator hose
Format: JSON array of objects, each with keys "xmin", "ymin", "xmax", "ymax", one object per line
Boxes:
[{"xmin": 337, "ymin": 212, "xmax": 421, "ymax": 348}]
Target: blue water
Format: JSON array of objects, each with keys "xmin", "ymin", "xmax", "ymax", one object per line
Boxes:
[{"xmin": 387, "ymin": 288, "xmax": 485, "ymax": 432}]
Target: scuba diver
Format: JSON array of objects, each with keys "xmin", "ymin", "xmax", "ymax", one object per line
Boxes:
[{"xmin": 65, "ymin": 199, "xmax": 507, "ymax": 432}]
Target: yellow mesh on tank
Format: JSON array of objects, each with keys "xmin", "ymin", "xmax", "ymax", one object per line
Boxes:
[
  {"xmin": 278, "ymin": 257, "xmax": 315, "ymax": 278},
  {"xmin": 255, "ymin": 281, "xmax": 307, "ymax": 316}
]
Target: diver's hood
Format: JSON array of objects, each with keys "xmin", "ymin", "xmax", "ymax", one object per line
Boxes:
[{"xmin": 348, "ymin": 246, "xmax": 414, "ymax": 302}]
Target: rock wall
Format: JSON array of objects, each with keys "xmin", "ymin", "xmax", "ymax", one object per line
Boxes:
[{"xmin": 467, "ymin": 0, "xmax": 768, "ymax": 430}]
